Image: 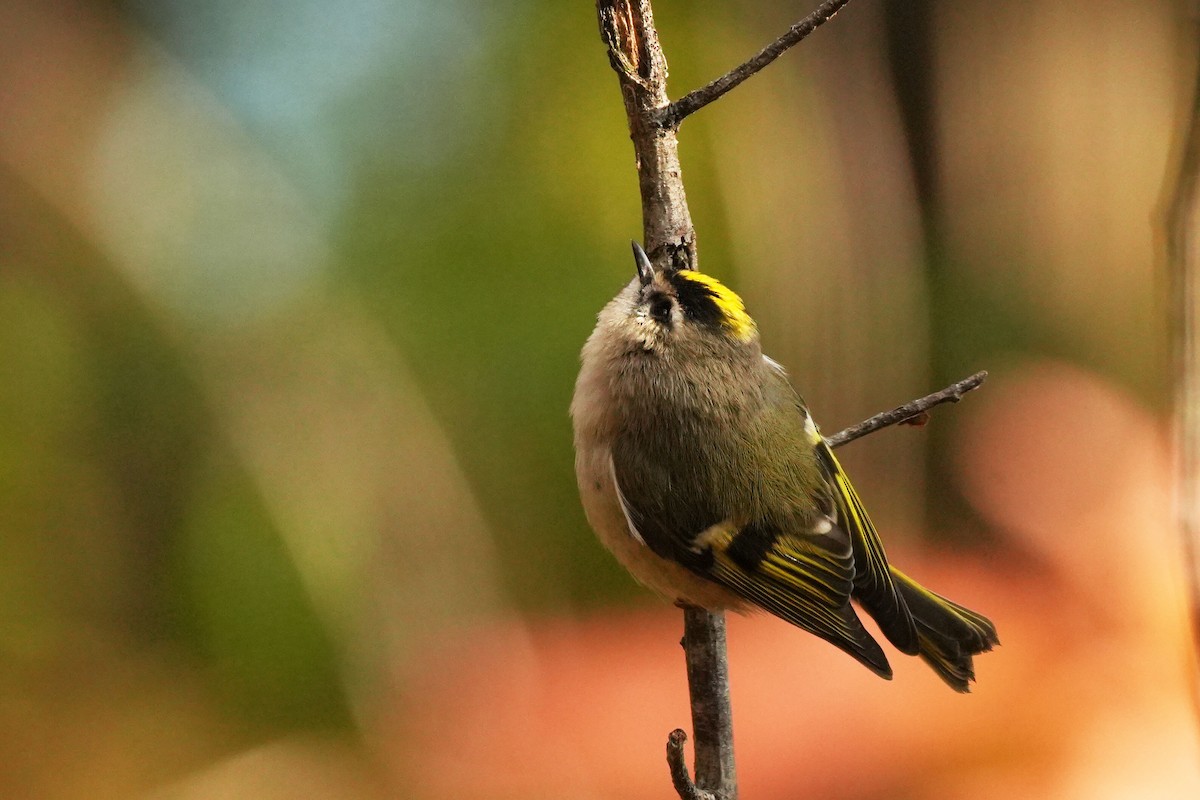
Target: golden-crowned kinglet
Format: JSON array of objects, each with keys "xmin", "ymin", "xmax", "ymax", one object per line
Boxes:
[{"xmin": 571, "ymin": 242, "xmax": 998, "ymax": 691}]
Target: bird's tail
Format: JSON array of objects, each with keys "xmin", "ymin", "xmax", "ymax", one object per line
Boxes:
[{"xmin": 891, "ymin": 568, "xmax": 999, "ymax": 692}]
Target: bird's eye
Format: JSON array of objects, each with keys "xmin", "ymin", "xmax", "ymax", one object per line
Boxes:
[{"xmin": 649, "ymin": 296, "xmax": 673, "ymax": 325}]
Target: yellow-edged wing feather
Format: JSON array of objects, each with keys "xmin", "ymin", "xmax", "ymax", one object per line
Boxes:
[
  {"xmin": 804, "ymin": 414, "xmax": 920, "ymax": 656},
  {"xmin": 701, "ymin": 520, "xmax": 894, "ymax": 678}
]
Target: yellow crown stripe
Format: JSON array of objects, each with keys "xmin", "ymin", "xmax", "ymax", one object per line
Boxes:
[{"xmin": 675, "ymin": 270, "xmax": 757, "ymax": 341}]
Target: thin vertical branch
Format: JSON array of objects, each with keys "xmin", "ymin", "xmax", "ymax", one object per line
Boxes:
[
  {"xmin": 596, "ymin": 3, "xmax": 732, "ymax": 795},
  {"xmin": 1165, "ymin": 14, "xmax": 1200, "ymax": 702},
  {"xmin": 681, "ymin": 607, "xmax": 737, "ymax": 799},
  {"xmin": 824, "ymin": 371, "xmax": 987, "ymax": 448},
  {"xmin": 597, "ymin": 0, "xmax": 698, "ymax": 271}
]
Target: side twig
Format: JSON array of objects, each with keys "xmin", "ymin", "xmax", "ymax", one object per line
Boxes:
[
  {"xmin": 667, "ymin": 729, "xmax": 717, "ymax": 800},
  {"xmin": 663, "ymin": 0, "xmax": 855, "ymax": 128},
  {"xmin": 825, "ymin": 371, "xmax": 988, "ymax": 449}
]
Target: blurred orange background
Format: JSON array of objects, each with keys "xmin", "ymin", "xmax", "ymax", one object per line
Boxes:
[{"xmin": 1, "ymin": 0, "xmax": 1198, "ymax": 797}]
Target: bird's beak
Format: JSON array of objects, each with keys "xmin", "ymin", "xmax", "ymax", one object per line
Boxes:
[{"xmin": 631, "ymin": 241, "xmax": 654, "ymax": 286}]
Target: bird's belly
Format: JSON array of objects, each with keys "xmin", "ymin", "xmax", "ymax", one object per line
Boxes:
[{"xmin": 575, "ymin": 443, "xmax": 748, "ymax": 611}]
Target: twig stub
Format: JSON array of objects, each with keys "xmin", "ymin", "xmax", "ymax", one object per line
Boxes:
[
  {"xmin": 667, "ymin": 729, "xmax": 718, "ymax": 800},
  {"xmin": 596, "ymin": 2, "xmax": 880, "ymax": 798}
]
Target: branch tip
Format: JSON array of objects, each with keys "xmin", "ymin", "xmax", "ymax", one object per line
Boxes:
[
  {"xmin": 825, "ymin": 371, "xmax": 988, "ymax": 449},
  {"xmin": 665, "ymin": 0, "xmax": 855, "ymax": 127},
  {"xmin": 667, "ymin": 729, "xmax": 717, "ymax": 800}
]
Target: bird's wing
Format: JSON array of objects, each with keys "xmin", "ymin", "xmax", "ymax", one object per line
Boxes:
[
  {"xmin": 610, "ymin": 447, "xmax": 894, "ymax": 678},
  {"xmin": 702, "ymin": 516, "xmax": 894, "ymax": 678},
  {"xmin": 791, "ymin": 394, "xmax": 920, "ymax": 656},
  {"xmin": 759, "ymin": 357, "xmax": 918, "ymax": 655}
]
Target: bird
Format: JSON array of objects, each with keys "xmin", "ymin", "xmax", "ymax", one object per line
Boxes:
[{"xmin": 571, "ymin": 241, "xmax": 998, "ymax": 691}]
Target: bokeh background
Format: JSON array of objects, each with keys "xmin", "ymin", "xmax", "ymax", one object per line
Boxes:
[{"xmin": 2, "ymin": 0, "xmax": 1199, "ymax": 797}]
